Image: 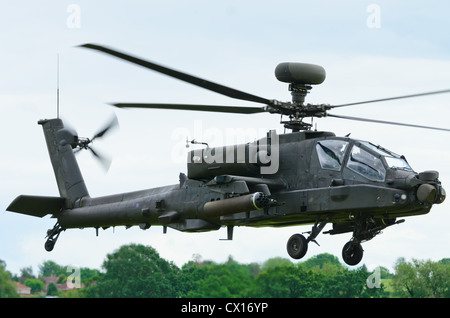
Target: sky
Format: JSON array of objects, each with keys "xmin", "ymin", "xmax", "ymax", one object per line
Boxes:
[{"xmin": 1, "ymin": 1, "xmax": 450, "ymax": 277}]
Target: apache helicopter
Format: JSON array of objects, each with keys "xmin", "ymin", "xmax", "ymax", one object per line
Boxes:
[{"xmin": 7, "ymin": 44, "xmax": 449, "ymax": 266}]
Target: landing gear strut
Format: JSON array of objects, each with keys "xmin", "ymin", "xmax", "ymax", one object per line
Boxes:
[
  {"xmin": 286, "ymin": 215, "xmax": 404, "ymax": 266},
  {"xmin": 45, "ymin": 222, "xmax": 63, "ymax": 252},
  {"xmin": 339, "ymin": 216, "xmax": 404, "ymax": 266},
  {"xmin": 286, "ymin": 217, "xmax": 329, "ymax": 259}
]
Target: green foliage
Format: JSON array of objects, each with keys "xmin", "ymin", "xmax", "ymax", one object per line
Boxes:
[
  {"xmin": 392, "ymin": 257, "xmax": 450, "ymax": 298},
  {"xmin": 82, "ymin": 246, "xmax": 388, "ymax": 298},
  {"xmin": 24, "ymin": 278, "xmax": 44, "ymax": 294},
  {"xmin": 0, "ymin": 260, "xmax": 18, "ymax": 298},
  {"xmin": 320, "ymin": 265, "xmax": 385, "ymax": 298},
  {"xmin": 302, "ymin": 253, "xmax": 342, "ymax": 270},
  {"xmin": 39, "ymin": 260, "xmax": 65, "ymax": 277},
  {"xmin": 260, "ymin": 257, "xmax": 292, "ymax": 270},
  {"xmin": 300, "ymin": 253, "xmax": 344, "ymax": 276},
  {"xmin": 2, "ymin": 247, "xmax": 449, "ymax": 298},
  {"xmin": 178, "ymin": 256, "xmax": 259, "ymax": 298},
  {"xmin": 17, "ymin": 266, "xmax": 35, "ymax": 283},
  {"xmin": 255, "ymin": 263, "xmax": 321, "ymax": 297},
  {"xmin": 47, "ymin": 283, "xmax": 58, "ymax": 296},
  {"xmin": 85, "ymin": 244, "xmax": 179, "ymax": 297}
]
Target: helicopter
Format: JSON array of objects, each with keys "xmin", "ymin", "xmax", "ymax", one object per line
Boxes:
[{"xmin": 7, "ymin": 43, "xmax": 449, "ymax": 266}]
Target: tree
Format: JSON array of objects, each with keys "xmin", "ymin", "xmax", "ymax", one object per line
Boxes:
[
  {"xmin": 302, "ymin": 253, "xmax": 342, "ymax": 269},
  {"xmin": 85, "ymin": 244, "xmax": 179, "ymax": 297},
  {"xmin": 440, "ymin": 258, "xmax": 450, "ymax": 266},
  {"xmin": 378, "ymin": 266, "xmax": 392, "ymax": 279},
  {"xmin": 256, "ymin": 254, "xmax": 385, "ymax": 298},
  {"xmin": 178, "ymin": 256, "xmax": 259, "ymax": 298},
  {"xmin": 261, "ymin": 257, "xmax": 292, "ymax": 270},
  {"xmin": 39, "ymin": 260, "xmax": 65, "ymax": 277},
  {"xmin": 18, "ymin": 266, "xmax": 35, "ymax": 283},
  {"xmin": 0, "ymin": 260, "xmax": 17, "ymax": 298},
  {"xmin": 255, "ymin": 263, "xmax": 321, "ymax": 297},
  {"xmin": 80, "ymin": 267, "xmax": 101, "ymax": 286},
  {"xmin": 24, "ymin": 278, "xmax": 44, "ymax": 294},
  {"xmin": 393, "ymin": 258, "xmax": 425, "ymax": 297},
  {"xmin": 301, "ymin": 253, "xmax": 344, "ymax": 275},
  {"xmin": 47, "ymin": 283, "xmax": 58, "ymax": 296},
  {"xmin": 392, "ymin": 258, "xmax": 450, "ymax": 298},
  {"xmin": 319, "ymin": 265, "xmax": 385, "ymax": 298}
]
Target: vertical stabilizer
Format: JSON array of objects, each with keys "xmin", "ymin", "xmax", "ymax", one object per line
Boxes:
[{"xmin": 38, "ymin": 118, "xmax": 89, "ymax": 205}]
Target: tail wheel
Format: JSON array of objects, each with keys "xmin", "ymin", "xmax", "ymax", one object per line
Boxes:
[
  {"xmin": 342, "ymin": 241, "xmax": 364, "ymax": 266},
  {"xmin": 44, "ymin": 223, "xmax": 63, "ymax": 252},
  {"xmin": 45, "ymin": 239, "xmax": 56, "ymax": 252},
  {"xmin": 287, "ymin": 233, "xmax": 308, "ymax": 259}
]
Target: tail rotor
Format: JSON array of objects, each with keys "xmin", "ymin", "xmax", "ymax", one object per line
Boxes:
[{"xmin": 72, "ymin": 115, "xmax": 119, "ymax": 171}]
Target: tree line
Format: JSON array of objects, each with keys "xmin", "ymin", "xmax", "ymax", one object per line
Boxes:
[{"xmin": 1, "ymin": 244, "xmax": 449, "ymax": 298}]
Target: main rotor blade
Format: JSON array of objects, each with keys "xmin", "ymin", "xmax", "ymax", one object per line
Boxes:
[
  {"xmin": 332, "ymin": 89, "xmax": 450, "ymax": 108},
  {"xmin": 80, "ymin": 43, "xmax": 272, "ymax": 105},
  {"xmin": 327, "ymin": 113, "xmax": 450, "ymax": 132},
  {"xmin": 111, "ymin": 103, "xmax": 267, "ymax": 114}
]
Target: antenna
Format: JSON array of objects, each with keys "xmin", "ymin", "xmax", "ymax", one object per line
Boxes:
[{"xmin": 56, "ymin": 54, "xmax": 60, "ymax": 118}]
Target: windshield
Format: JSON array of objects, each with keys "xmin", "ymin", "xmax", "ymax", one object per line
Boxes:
[
  {"xmin": 347, "ymin": 144, "xmax": 386, "ymax": 181},
  {"xmin": 316, "ymin": 140, "xmax": 349, "ymax": 171},
  {"xmin": 359, "ymin": 141, "xmax": 413, "ymax": 171},
  {"xmin": 316, "ymin": 139, "xmax": 413, "ymax": 181}
]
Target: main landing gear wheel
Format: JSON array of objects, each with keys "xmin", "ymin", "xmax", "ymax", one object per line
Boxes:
[
  {"xmin": 286, "ymin": 218, "xmax": 329, "ymax": 260},
  {"xmin": 342, "ymin": 241, "xmax": 364, "ymax": 266},
  {"xmin": 287, "ymin": 233, "xmax": 308, "ymax": 259}
]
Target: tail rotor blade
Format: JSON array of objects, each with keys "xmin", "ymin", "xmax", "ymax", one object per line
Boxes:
[
  {"xmin": 92, "ymin": 114, "xmax": 119, "ymax": 141},
  {"xmin": 88, "ymin": 146, "xmax": 112, "ymax": 172}
]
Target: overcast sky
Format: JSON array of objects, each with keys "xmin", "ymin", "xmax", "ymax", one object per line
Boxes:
[{"xmin": 1, "ymin": 1, "xmax": 449, "ymax": 276}]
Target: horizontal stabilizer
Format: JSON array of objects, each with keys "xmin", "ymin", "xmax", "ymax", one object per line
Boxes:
[{"xmin": 7, "ymin": 195, "xmax": 66, "ymax": 218}]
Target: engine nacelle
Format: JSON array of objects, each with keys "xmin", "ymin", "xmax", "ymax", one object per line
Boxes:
[{"xmin": 187, "ymin": 132, "xmax": 276, "ymax": 180}]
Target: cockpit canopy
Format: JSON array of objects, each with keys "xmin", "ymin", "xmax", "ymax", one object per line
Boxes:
[{"xmin": 316, "ymin": 139, "xmax": 413, "ymax": 182}]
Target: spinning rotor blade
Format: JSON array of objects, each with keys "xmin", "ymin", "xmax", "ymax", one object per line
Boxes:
[
  {"xmin": 80, "ymin": 43, "xmax": 272, "ymax": 105},
  {"xmin": 112, "ymin": 103, "xmax": 267, "ymax": 114},
  {"xmin": 328, "ymin": 89, "xmax": 450, "ymax": 132},
  {"xmin": 332, "ymin": 89, "xmax": 450, "ymax": 108},
  {"xmin": 73, "ymin": 115, "xmax": 118, "ymax": 172},
  {"xmin": 88, "ymin": 146, "xmax": 112, "ymax": 171},
  {"xmin": 74, "ymin": 144, "xmax": 112, "ymax": 172},
  {"xmin": 80, "ymin": 43, "xmax": 450, "ymax": 132},
  {"xmin": 91, "ymin": 114, "xmax": 119, "ymax": 141},
  {"xmin": 327, "ymin": 113, "xmax": 450, "ymax": 132}
]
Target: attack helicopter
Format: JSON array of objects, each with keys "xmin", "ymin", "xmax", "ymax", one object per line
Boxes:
[{"xmin": 7, "ymin": 44, "xmax": 449, "ymax": 266}]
